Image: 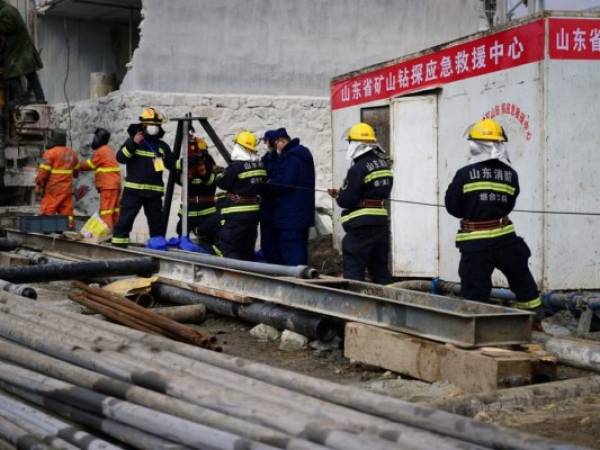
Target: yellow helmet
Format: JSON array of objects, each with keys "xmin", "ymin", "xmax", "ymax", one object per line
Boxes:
[
  {"xmin": 139, "ymin": 107, "xmax": 164, "ymax": 125},
  {"xmin": 468, "ymin": 118, "xmax": 506, "ymax": 142},
  {"xmin": 234, "ymin": 131, "xmax": 257, "ymax": 152},
  {"xmin": 347, "ymin": 122, "xmax": 377, "ymax": 142},
  {"xmin": 194, "ymin": 137, "xmax": 208, "ymax": 151}
]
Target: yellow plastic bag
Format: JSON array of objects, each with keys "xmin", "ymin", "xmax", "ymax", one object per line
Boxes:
[{"xmin": 80, "ymin": 212, "xmax": 111, "ymax": 241}]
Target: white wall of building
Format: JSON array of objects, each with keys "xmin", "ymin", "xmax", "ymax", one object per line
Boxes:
[{"xmin": 51, "ymin": 91, "xmax": 331, "ymax": 242}]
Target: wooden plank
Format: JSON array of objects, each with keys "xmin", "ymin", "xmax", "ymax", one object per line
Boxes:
[{"xmin": 344, "ymin": 322, "xmax": 555, "ymax": 393}]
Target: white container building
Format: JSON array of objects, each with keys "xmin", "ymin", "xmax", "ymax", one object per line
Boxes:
[{"xmin": 330, "ymin": 12, "xmax": 600, "ymax": 290}]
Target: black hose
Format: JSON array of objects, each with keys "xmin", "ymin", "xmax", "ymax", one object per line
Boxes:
[
  {"xmin": 154, "ymin": 283, "xmax": 338, "ymax": 341},
  {"xmin": 0, "ymin": 238, "xmax": 18, "ymax": 252},
  {"xmin": 0, "ymin": 258, "xmax": 158, "ymax": 284}
]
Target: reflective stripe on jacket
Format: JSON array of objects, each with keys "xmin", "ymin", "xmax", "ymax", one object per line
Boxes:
[
  {"xmin": 35, "ymin": 146, "xmax": 79, "ymax": 194},
  {"xmin": 79, "ymin": 145, "xmax": 121, "ymax": 191}
]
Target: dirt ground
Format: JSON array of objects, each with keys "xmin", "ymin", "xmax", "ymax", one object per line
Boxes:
[{"xmin": 27, "ymin": 281, "xmax": 600, "ymax": 448}]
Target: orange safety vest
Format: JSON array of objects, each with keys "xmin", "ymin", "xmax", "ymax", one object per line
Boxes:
[
  {"xmin": 35, "ymin": 146, "xmax": 79, "ymax": 194},
  {"xmin": 79, "ymin": 145, "xmax": 121, "ymax": 191}
]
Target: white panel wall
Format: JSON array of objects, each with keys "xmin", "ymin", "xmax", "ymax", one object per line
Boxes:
[
  {"xmin": 544, "ymin": 59, "xmax": 600, "ymax": 289},
  {"xmin": 333, "ymin": 62, "xmax": 546, "ymax": 285},
  {"xmin": 390, "ymin": 96, "xmax": 439, "ymax": 277},
  {"xmin": 437, "ymin": 63, "xmax": 545, "ymax": 286}
]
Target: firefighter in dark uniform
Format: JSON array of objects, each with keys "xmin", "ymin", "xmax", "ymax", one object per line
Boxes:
[
  {"xmin": 445, "ymin": 118, "xmax": 544, "ymax": 318},
  {"xmin": 174, "ymin": 136, "xmax": 219, "ymax": 250},
  {"xmin": 328, "ymin": 123, "xmax": 393, "ymax": 284},
  {"xmin": 213, "ymin": 131, "xmax": 266, "ymax": 260},
  {"xmin": 112, "ymin": 107, "xmax": 172, "ymax": 249}
]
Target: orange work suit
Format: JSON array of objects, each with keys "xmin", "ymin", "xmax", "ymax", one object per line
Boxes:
[
  {"xmin": 35, "ymin": 146, "xmax": 79, "ymax": 228},
  {"xmin": 79, "ymin": 145, "xmax": 122, "ymax": 229}
]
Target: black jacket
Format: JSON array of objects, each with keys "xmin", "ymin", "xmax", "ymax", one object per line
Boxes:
[
  {"xmin": 216, "ymin": 160, "xmax": 266, "ymax": 221},
  {"xmin": 117, "ymin": 124, "xmax": 173, "ymax": 197},
  {"xmin": 336, "ymin": 150, "xmax": 393, "ymax": 230},
  {"xmin": 175, "ymin": 156, "xmax": 217, "ymax": 215},
  {"xmin": 445, "ymin": 159, "xmax": 520, "ymax": 251}
]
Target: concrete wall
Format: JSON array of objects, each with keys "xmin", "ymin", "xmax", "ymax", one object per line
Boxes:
[
  {"xmin": 121, "ymin": 0, "xmax": 487, "ymax": 97},
  {"xmin": 36, "ymin": 16, "xmax": 134, "ymax": 103},
  {"xmin": 50, "ymin": 91, "xmax": 331, "ymax": 242}
]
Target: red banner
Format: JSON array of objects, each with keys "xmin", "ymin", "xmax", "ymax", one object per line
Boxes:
[
  {"xmin": 331, "ymin": 20, "xmax": 545, "ymax": 110},
  {"xmin": 549, "ymin": 18, "xmax": 600, "ymax": 60}
]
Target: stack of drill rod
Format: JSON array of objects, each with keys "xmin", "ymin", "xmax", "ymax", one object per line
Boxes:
[
  {"xmin": 68, "ymin": 281, "xmax": 216, "ymax": 350},
  {"xmin": 0, "ymin": 294, "xmax": 581, "ymax": 450}
]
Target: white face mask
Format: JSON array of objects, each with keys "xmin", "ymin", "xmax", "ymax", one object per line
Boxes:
[{"xmin": 146, "ymin": 125, "xmax": 159, "ymax": 136}]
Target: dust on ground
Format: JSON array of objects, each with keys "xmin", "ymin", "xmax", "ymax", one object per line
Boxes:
[{"xmin": 482, "ymin": 395, "xmax": 600, "ymax": 449}]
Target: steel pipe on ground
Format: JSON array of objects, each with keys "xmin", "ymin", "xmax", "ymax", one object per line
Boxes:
[
  {"xmin": 0, "ymin": 294, "xmax": 579, "ymax": 450},
  {"xmin": 0, "ymin": 335, "xmax": 327, "ymax": 450},
  {"xmin": 0, "ymin": 413, "xmax": 49, "ymax": 450},
  {"xmin": 0, "ymin": 280, "xmax": 36, "ymax": 300},
  {"xmin": 143, "ymin": 247, "xmax": 318, "ymax": 279},
  {"xmin": 0, "ymin": 390, "xmax": 119, "ymax": 450},
  {"xmin": 0, "ymin": 258, "xmax": 158, "ymax": 284},
  {"xmin": 0, "ymin": 383, "xmax": 188, "ymax": 450},
  {"xmin": 0, "ymin": 440, "xmax": 16, "ymax": 450},
  {"xmin": 0, "ymin": 240, "xmax": 17, "ymax": 252},
  {"xmin": 533, "ymin": 331, "xmax": 600, "ymax": 372},
  {"xmin": 0, "ymin": 305, "xmax": 483, "ymax": 450},
  {"xmin": 0, "ymin": 396, "xmax": 79, "ymax": 450},
  {"xmin": 0, "ymin": 361, "xmax": 279, "ymax": 450},
  {"xmin": 154, "ymin": 283, "xmax": 338, "ymax": 341},
  {"xmin": 88, "ymin": 321, "xmax": 569, "ymax": 450}
]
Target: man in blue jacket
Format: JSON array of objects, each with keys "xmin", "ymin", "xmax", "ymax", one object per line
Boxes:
[
  {"xmin": 258, "ymin": 130, "xmax": 279, "ymax": 263},
  {"xmin": 263, "ymin": 128, "xmax": 315, "ymax": 265}
]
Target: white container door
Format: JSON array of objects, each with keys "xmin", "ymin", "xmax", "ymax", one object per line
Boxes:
[{"xmin": 390, "ymin": 95, "xmax": 439, "ymax": 277}]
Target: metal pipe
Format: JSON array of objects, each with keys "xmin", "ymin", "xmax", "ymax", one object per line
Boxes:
[
  {"xmin": 0, "ymin": 280, "xmax": 36, "ymax": 300},
  {"xmin": 0, "ymin": 361, "xmax": 279, "ymax": 450},
  {"xmin": 394, "ymin": 280, "xmax": 600, "ymax": 312},
  {"xmin": 0, "ymin": 413, "xmax": 50, "ymax": 450},
  {"xmin": 0, "ymin": 394, "xmax": 79, "ymax": 450},
  {"xmin": 0, "ymin": 336, "xmax": 327, "ymax": 450},
  {"xmin": 182, "ymin": 116, "xmax": 190, "ymax": 238},
  {"xmin": 0, "ymin": 258, "xmax": 158, "ymax": 284},
  {"xmin": 131, "ymin": 328, "xmax": 568, "ymax": 450},
  {"xmin": 0, "ymin": 390, "xmax": 119, "ymax": 450},
  {"xmin": 533, "ymin": 331, "xmax": 600, "ymax": 372},
  {"xmin": 146, "ymin": 247, "xmax": 318, "ymax": 279},
  {"xmin": 543, "ymin": 291, "xmax": 600, "ymax": 312},
  {"xmin": 3, "ymin": 307, "xmax": 543, "ymax": 450},
  {"xmin": 154, "ymin": 283, "xmax": 337, "ymax": 341},
  {"xmin": 0, "ymin": 240, "xmax": 17, "ymax": 252},
  {"xmin": 0, "ymin": 383, "xmax": 188, "ymax": 450},
  {"xmin": 70, "ymin": 281, "xmax": 214, "ymax": 348},
  {"xmin": 0, "ymin": 305, "xmax": 486, "ymax": 450},
  {"xmin": 150, "ymin": 304, "xmax": 207, "ymax": 323},
  {"xmin": 162, "ymin": 120, "xmax": 184, "ymax": 235},
  {"xmin": 13, "ymin": 249, "xmax": 51, "ymax": 264},
  {"xmin": 0, "ymin": 296, "xmax": 573, "ymax": 450},
  {"xmin": 392, "ymin": 279, "xmax": 515, "ymax": 301}
]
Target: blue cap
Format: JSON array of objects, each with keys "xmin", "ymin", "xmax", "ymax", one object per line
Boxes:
[
  {"xmin": 262, "ymin": 129, "xmax": 277, "ymax": 143},
  {"xmin": 270, "ymin": 127, "xmax": 290, "ymax": 141}
]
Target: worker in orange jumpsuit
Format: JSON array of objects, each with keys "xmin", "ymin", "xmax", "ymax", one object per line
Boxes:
[
  {"xmin": 35, "ymin": 128, "xmax": 79, "ymax": 229},
  {"xmin": 78, "ymin": 128, "xmax": 122, "ymax": 229}
]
